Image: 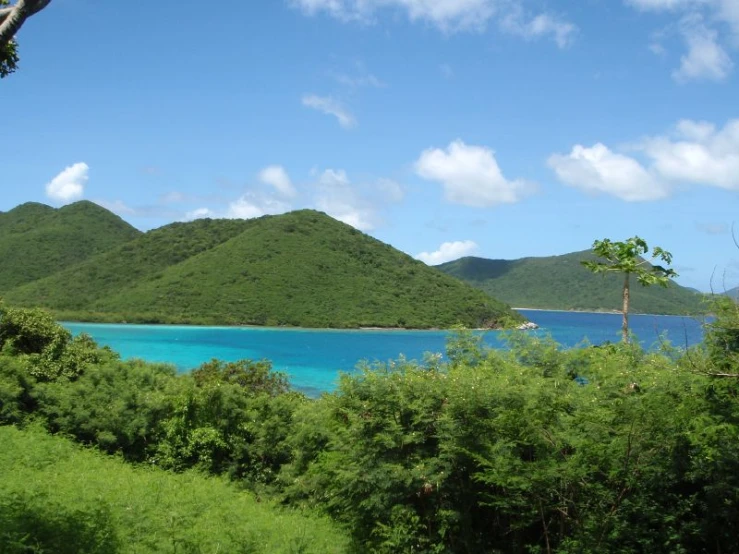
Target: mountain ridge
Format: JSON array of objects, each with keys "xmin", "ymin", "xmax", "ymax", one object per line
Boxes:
[
  {"xmin": 4, "ymin": 208, "xmax": 522, "ymax": 329},
  {"xmin": 437, "ymin": 251, "xmax": 706, "ymax": 315}
]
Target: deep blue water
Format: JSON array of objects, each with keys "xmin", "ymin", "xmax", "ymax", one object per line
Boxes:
[{"xmin": 63, "ymin": 310, "xmax": 707, "ymax": 395}]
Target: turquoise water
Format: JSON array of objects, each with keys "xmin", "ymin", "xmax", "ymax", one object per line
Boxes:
[{"xmin": 63, "ymin": 310, "xmax": 706, "ymax": 395}]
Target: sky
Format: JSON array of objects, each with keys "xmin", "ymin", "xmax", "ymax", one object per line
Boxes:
[{"xmin": 2, "ymin": 0, "xmax": 739, "ymax": 292}]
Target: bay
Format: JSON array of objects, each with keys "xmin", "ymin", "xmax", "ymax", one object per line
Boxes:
[{"xmin": 63, "ymin": 310, "xmax": 707, "ymax": 395}]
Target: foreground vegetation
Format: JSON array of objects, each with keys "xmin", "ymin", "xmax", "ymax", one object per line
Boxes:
[
  {"xmin": 438, "ymin": 251, "xmax": 706, "ymax": 315},
  {"xmin": 1, "ymin": 297, "xmax": 739, "ymax": 552},
  {"xmin": 0, "ymin": 426, "xmax": 348, "ymax": 553},
  {"xmin": 3, "ymin": 206, "xmax": 521, "ymax": 329}
]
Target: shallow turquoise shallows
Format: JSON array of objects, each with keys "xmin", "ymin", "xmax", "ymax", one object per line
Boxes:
[{"xmin": 63, "ymin": 310, "xmax": 707, "ymax": 396}]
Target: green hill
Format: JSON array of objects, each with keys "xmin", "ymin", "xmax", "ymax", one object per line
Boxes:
[
  {"xmin": 0, "ymin": 201, "xmax": 141, "ymax": 292},
  {"xmin": 5, "ymin": 210, "xmax": 522, "ymax": 328},
  {"xmin": 437, "ymin": 251, "xmax": 707, "ymax": 315},
  {"xmin": 725, "ymin": 286, "xmax": 739, "ymax": 300}
]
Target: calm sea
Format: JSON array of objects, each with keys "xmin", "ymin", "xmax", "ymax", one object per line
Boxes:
[{"xmin": 63, "ymin": 310, "xmax": 707, "ymax": 395}]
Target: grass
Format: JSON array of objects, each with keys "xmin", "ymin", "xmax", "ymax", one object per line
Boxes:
[{"xmin": 0, "ymin": 425, "xmax": 350, "ymax": 554}]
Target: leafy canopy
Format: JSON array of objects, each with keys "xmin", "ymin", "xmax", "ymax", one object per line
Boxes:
[{"xmin": 582, "ymin": 236, "xmax": 678, "ymax": 286}]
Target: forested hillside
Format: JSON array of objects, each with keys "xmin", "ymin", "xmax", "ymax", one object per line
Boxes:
[
  {"xmin": 438, "ymin": 251, "xmax": 706, "ymax": 315},
  {"xmin": 0, "ymin": 201, "xmax": 141, "ymax": 292},
  {"xmin": 5, "ymin": 209, "xmax": 522, "ymax": 329}
]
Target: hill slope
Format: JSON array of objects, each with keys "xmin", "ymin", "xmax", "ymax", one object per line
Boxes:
[
  {"xmin": 437, "ymin": 251, "xmax": 706, "ymax": 315},
  {"xmin": 0, "ymin": 201, "xmax": 141, "ymax": 292},
  {"xmin": 6, "ymin": 210, "xmax": 522, "ymax": 328}
]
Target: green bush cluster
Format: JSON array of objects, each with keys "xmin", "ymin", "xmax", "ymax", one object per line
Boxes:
[{"xmin": 2, "ymin": 300, "xmax": 739, "ymax": 553}]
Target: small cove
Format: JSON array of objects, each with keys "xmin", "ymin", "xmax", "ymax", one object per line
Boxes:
[{"xmin": 63, "ymin": 309, "xmax": 707, "ymax": 395}]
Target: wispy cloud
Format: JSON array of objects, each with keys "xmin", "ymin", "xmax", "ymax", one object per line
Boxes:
[
  {"xmin": 289, "ymin": 0, "xmax": 577, "ymax": 46},
  {"xmin": 301, "ymin": 94, "xmax": 357, "ymax": 129}
]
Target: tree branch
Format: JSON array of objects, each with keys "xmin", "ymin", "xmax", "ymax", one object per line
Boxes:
[{"xmin": 0, "ymin": 0, "xmax": 51, "ymax": 46}]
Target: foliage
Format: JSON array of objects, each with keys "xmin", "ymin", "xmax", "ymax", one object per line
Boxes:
[
  {"xmin": 3, "ymin": 304, "xmax": 739, "ymax": 552},
  {"xmin": 281, "ymin": 333, "xmax": 739, "ymax": 552},
  {"xmin": 582, "ymin": 236, "xmax": 677, "ymax": 287},
  {"xmin": 0, "ymin": 425, "xmax": 349, "ymax": 553},
  {"xmin": 437, "ymin": 249, "xmax": 703, "ymax": 315},
  {"xmin": 0, "ymin": 305, "xmax": 108, "ymax": 381},
  {"xmin": 156, "ymin": 359, "xmax": 304, "ymax": 483},
  {"xmin": 582, "ymin": 236, "xmax": 678, "ymax": 341},
  {"xmin": 702, "ymin": 295, "xmax": 739, "ymax": 375},
  {"xmin": 6, "ymin": 209, "xmax": 523, "ymax": 329},
  {"xmin": 0, "ymin": 201, "xmax": 141, "ymax": 293}
]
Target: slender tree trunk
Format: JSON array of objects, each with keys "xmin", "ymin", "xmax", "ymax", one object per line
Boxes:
[{"xmin": 622, "ymin": 273, "xmax": 630, "ymax": 343}]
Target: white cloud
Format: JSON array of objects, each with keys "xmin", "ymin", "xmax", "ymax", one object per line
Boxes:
[
  {"xmin": 500, "ymin": 10, "xmax": 577, "ymax": 48},
  {"xmin": 290, "ymin": 0, "xmax": 576, "ymax": 45},
  {"xmin": 641, "ymin": 119, "xmax": 739, "ymax": 189},
  {"xmin": 45, "ymin": 162, "xmax": 88, "ymax": 203},
  {"xmin": 314, "ymin": 169, "xmax": 376, "ymax": 230},
  {"xmin": 259, "ymin": 165, "xmax": 297, "ymax": 198},
  {"xmin": 227, "ymin": 195, "xmax": 291, "ymax": 220},
  {"xmin": 624, "ymin": 0, "xmax": 736, "ymax": 80},
  {"xmin": 548, "ymin": 143, "xmax": 669, "ymax": 201},
  {"xmin": 673, "ymin": 15, "xmax": 733, "ymax": 82},
  {"xmin": 302, "ymin": 94, "xmax": 356, "ymax": 129},
  {"xmin": 185, "ymin": 207, "xmax": 216, "ymax": 221},
  {"xmin": 415, "ymin": 140, "xmax": 532, "ymax": 207},
  {"xmin": 549, "ymin": 118, "xmax": 739, "ymax": 200},
  {"xmin": 416, "ymin": 240, "xmax": 479, "ymax": 265}
]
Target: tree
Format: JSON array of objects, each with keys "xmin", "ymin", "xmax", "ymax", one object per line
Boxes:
[
  {"xmin": 0, "ymin": 0, "xmax": 52, "ymax": 77},
  {"xmin": 582, "ymin": 236, "xmax": 677, "ymax": 342}
]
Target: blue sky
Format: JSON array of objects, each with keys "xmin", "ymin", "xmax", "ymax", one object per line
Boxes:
[{"xmin": 3, "ymin": 0, "xmax": 739, "ymax": 291}]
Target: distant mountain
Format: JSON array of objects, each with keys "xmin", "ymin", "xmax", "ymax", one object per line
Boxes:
[
  {"xmin": 0, "ymin": 201, "xmax": 141, "ymax": 293},
  {"xmin": 725, "ymin": 286, "xmax": 739, "ymax": 300},
  {"xmin": 5, "ymin": 209, "xmax": 522, "ymax": 329},
  {"xmin": 437, "ymin": 251, "xmax": 707, "ymax": 315}
]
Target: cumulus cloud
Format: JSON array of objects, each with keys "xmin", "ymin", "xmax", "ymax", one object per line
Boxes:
[
  {"xmin": 548, "ymin": 144, "xmax": 669, "ymax": 201},
  {"xmin": 259, "ymin": 165, "xmax": 297, "ymax": 198},
  {"xmin": 45, "ymin": 162, "xmax": 89, "ymax": 203},
  {"xmin": 549, "ymin": 118, "xmax": 739, "ymax": 200},
  {"xmin": 415, "ymin": 140, "xmax": 532, "ymax": 207},
  {"xmin": 314, "ymin": 169, "xmax": 376, "ymax": 231},
  {"xmin": 290, "ymin": 0, "xmax": 576, "ymax": 45},
  {"xmin": 416, "ymin": 240, "xmax": 479, "ymax": 265},
  {"xmin": 302, "ymin": 95, "xmax": 356, "ymax": 129}
]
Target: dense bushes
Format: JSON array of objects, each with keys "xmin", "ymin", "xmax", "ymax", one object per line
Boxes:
[{"xmin": 2, "ymin": 300, "xmax": 739, "ymax": 553}]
